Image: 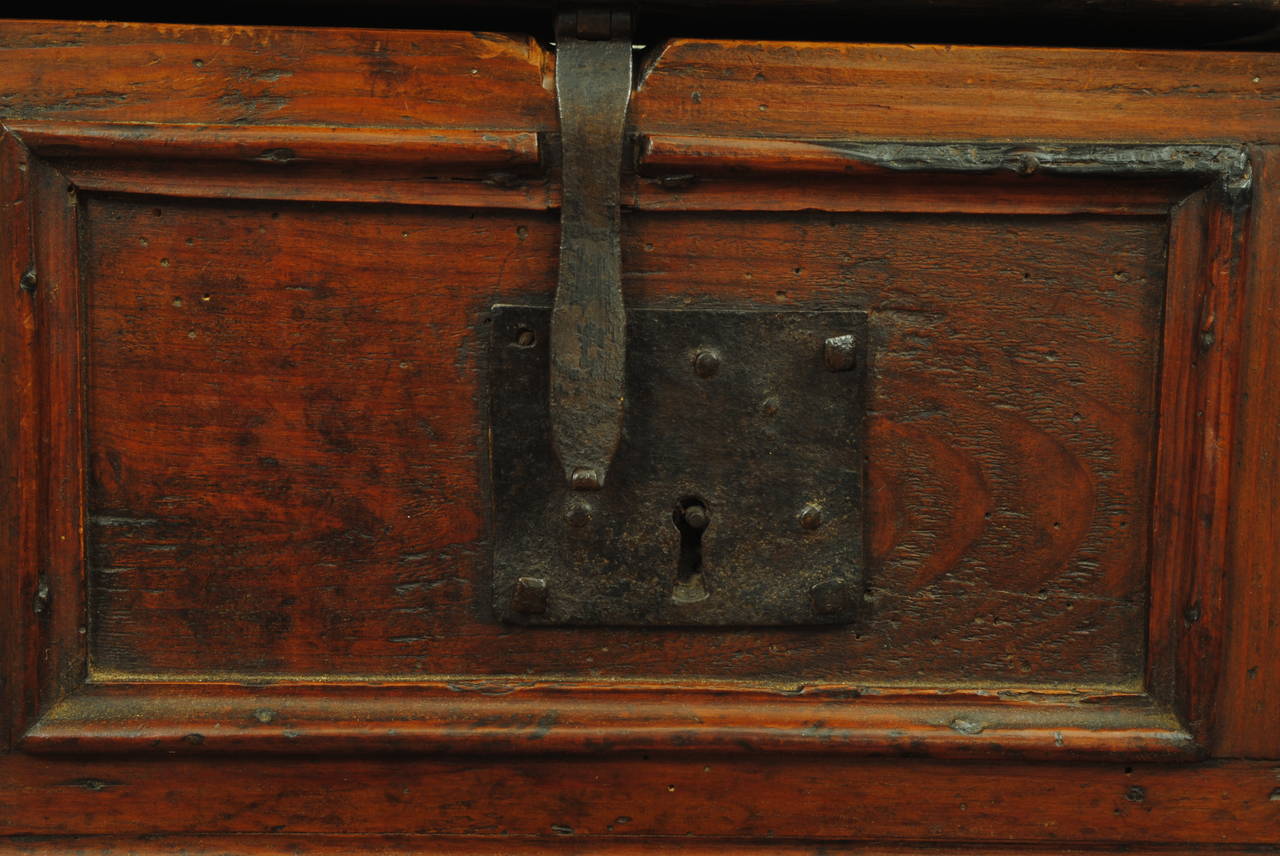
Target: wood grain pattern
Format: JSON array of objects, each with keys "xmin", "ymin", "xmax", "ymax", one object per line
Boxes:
[
  {"xmin": 0, "ymin": 22, "xmax": 555, "ymax": 130},
  {"xmin": 0, "ymin": 131, "xmax": 35, "ymax": 750},
  {"xmin": 7, "ymin": 122, "xmax": 541, "ymax": 168},
  {"xmin": 80, "ymin": 195, "xmax": 1163, "ymax": 687},
  {"xmin": 633, "ymin": 41, "xmax": 1280, "ymax": 144},
  {"xmin": 1, "ymin": 755, "xmax": 1278, "ymax": 843},
  {"xmin": 19, "ymin": 682, "xmax": 1190, "ymax": 759},
  {"xmin": 1146, "ymin": 183, "xmax": 1249, "ymax": 741},
  {"xmin": 31, "ymin": 156, "xmax": 88, "ymax": 735},
  {"xmin": 2, "ymin": 838, "xmax": 1276, "ymax": 856},
  {"xmin": 1, "ymin": 17, "xmax": 1278, "ymax": 855},
  {"xmin": 1216, "ymin": 146, "xmax": 1280, "ymax": 759}
]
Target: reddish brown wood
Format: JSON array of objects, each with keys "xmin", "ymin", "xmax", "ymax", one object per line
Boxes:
[
  {"xmin": 1216, "ymin": 146, "xmax": 1280, "ymax": 759},
  {"xmin": 33, "ymin": 155, "xmax": 88, "ymax": 734},
  {"xmin": 19, "ymin": 682, "xmax": 1189, "ymax": 759},
  {"xmin": 1, "ymin": 755, "xmax": 1278, "ymax": 843},
  {"xmin": 0, "ymin": 22, "xmax": 555, "ymax": 130},
  {"xmin": 72, "ymin": 190, "xmax": 1159, "ymax": 688},
  {"xmin": 0, "ymin": 119, "xmax": 1248, "ymax": 762},
  {"xmin": 0, "ymin": 839, "xmax": 1274, "ymax": 856},
  {"xmin": 1, "ymin": 16, "xmax": 1279, "ymax": 855},
  {"xmin": 0, "ymin": 131, "xmax": 35, "ymax": 750},
  {"xmin": 1146, "ymin": 182, "xmax": 1250, "ymax": 742},
  {"xmin": 632, "ymin": 41, "xmax": 1280, "ymax": 143}
]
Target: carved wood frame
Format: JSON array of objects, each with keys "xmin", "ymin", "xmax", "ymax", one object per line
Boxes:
[{"xmin": 0, "ymin": 121, "xmax": 1252, "ymax": 760}]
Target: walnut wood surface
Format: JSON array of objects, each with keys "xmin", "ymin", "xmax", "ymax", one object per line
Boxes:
[
  {"xmin": 0, "ymin": 16, "xmax": 1278, "ymax": 854},
  {"xmin": 0, "ymin": 841, "xmax": 1276, "ymax": 856},
  {"xmin": 633, "ymin": 40, "xmax": 1280, "ymax": 143},
  {"xmin": 5, "ymin": 839, "xmax": 1274, "ymax": 854},
  {"xmin": 19, "ymin": 682, "xmax": 1190, "ymax": 758},
  {"xmin": 2, "ymin": 755, "xmax": 1279, "ymax": 843},
  {"xmin": 1216, "ymin": 146, "xmax": 1280, "ymax": 758},
  {"xmin": 0, "ymin": 21, "xmax": 555, "ymax": 129},
  {"xmin": 79, "ymin": 195, "xmax": 1160, "ymax": 686}
]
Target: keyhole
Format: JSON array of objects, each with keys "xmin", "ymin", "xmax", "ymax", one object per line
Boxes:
[{"xmin": 672, "ymin": 496, "xmax": 710, "ymax": 604}]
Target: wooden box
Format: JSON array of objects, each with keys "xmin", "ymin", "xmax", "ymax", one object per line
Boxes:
[{"xmin": 1, "ymin": 5, "xmax": 1278, "ymax": 852}]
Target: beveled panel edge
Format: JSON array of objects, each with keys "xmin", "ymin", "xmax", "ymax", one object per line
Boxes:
[
  {"xmin": 1, "ymin": 835, "xmax": 1269, "ymax": 856},
  {"xmin": 1, "ymin": 136, "xmax": 1246, "ymax": 761},
  {"xmin": 0, "ymin": 120, "xmax": 553, "ymax": 211},
  {"xmin": 18, "ymin": 681, "xmax": 1194, "ymax": 760},
  {"xmin": 4, "ymin": 122, "xmax": 542, "ymax": 170}
]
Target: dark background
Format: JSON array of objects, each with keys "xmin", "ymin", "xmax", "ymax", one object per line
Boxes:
[{"xmin": 12, "ymin": 0, "xmax": 1280, "ymax": 49}]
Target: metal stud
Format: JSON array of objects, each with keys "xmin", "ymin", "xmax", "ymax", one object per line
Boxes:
[
  {"xmin": 823, "ymin": 334, "xmax": 857, "ymax": 372},
  {"xmin": 512, "ymin": 577, "xmax": 549, "ymax": 615},
  {"xmin": 693, "ymin": 349, "xmax": 721, "ymax": 379},
  {"xmin": 810, "ymin": 578, "xmax": 851, "ymax": 616}
]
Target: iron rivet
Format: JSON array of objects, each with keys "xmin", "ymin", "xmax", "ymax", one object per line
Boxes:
[
  {"xmin": 693, "ymin": 349, "xmax": 721, "ymax": 379},
  {"xmin": 512, "ymin": 577, "xmax": 549, "ymax": 615},
  {"xmin": 810, "ymin": 577, "xmax": 850, "ymax": 616},
  {"xmin": 18, "ymin": 269, "xmax": 36, "ymax": 293},
  {"xmin": 798, "ymin": 503, "xmax": 823, "ymax": 530},
  {"xmin": 571, "ymin": 467, "xmax": 602, "ymax": 491},
  {"xmin": 515, "ymin": 328, "xmax": 536, "ymax": 348},
  {"xmin": 1016, "ymin": 153, "xmax": 1040, "ymax": 176},
  {"xmin": 823, "ymin": 335, "xmax": 857, "ymax": 372},
  {"xmin": 565, "ymin": 497, "xmax": 594, "ymax": 529},
  {"xmin": 683, "ymin": 502, "xmax": 710, "ymax": 531}
]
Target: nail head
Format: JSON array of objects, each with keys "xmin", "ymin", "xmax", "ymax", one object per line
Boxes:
[
  {"xmin": 512, "ymin": 576, "xmax": 549, "ymax": 615},
  {"xmin": 571, "ymin": 467, "xmax": 602, "ymax": 491},
  {"xmin": 693, "ymin": 349, "xmax": 721, "ymax": 379},
  {"xmin": 810, "ymin": 577, "xmax": 851, "ymax": 616},
  {"xmin": 565, "ymin": 497, "xmax": 593, "ymax": 529},
  {"xmin": 823, "ymin": 335, "xmax": 857, "ymax": 372}
]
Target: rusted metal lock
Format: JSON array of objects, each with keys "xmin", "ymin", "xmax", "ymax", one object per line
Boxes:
[
  {"xmin": 488, "ymin": 7, "xmax": 867, "ymax": 626},
  {"xmin": 490, "ymin": 306, "xmax": 868, "ymax": 626}
]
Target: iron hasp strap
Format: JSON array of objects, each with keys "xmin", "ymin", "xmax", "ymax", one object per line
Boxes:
[{"xmin": 549, "ymin": 8, "xmax": 633, "ymax": 491}]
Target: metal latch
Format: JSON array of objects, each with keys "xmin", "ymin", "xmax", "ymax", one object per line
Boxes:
[
  {"xmin": 487, "ymin": 7, "xmax": 868, "ymax": 626},
  {"xmin": 490, "ymin": 306, "xmax": 868, "ymax": 626},
  {"xmin": 548, "ymin": 7, "xmax": 633, "ymax": 491}
]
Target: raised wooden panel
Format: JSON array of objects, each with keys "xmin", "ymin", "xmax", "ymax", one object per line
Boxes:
[
  {"xmin": 81, "ymin": 201, "xmax": 1158, "ymax": 685},
  {"xmin": 2, "ymin": 18, "xmax": 1279, "ymax": 853},
  {"xmin": 0, "ymin": 119, "xmax": 1248, "ymax": 760},
  {"xmin": 1216, "ymin": 146, "xmax": 1280, "ymax": 759}
]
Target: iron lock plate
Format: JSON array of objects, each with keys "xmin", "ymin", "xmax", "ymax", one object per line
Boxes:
[{"xmin": 489, "ymin": 305, "xmax": 868, "ymax": 626}]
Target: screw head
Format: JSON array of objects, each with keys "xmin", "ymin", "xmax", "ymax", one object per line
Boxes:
[
  {"xmin": 682, "ymin": 502, "xmax": 710, "ymax": 531},
  {"xmin": 693, "ymin": 349, "xmax": 721, "ymax": 379},
  {"xmin": 798, "ymin": 503, "xmax": 823, "ymax": 531},
  {"xmin": 810, "ymin": 577, "xmax": 852, "ymax": 616},
  {"xmin": 565, "ymin": 497, "xmax": 593, "ymax": 529},
  {"xmin": 823, "ymin": 335, "xmax": 857, "ymax": 372},
  {"xmin": 512, "ymin": 576, "xmax": 549, "ymax": 615}
]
